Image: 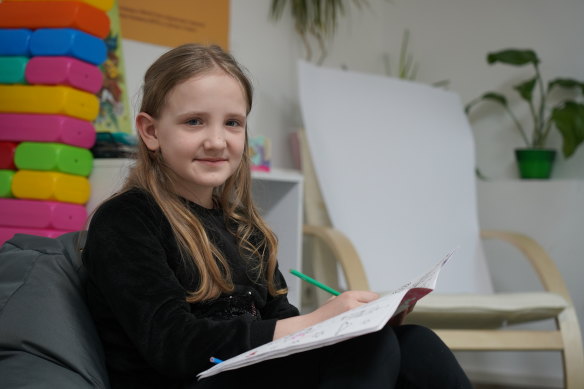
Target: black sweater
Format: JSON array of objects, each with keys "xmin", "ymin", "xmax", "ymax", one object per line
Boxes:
[{"xmin": 83, "ymin": 189, "xmax": 299, "ymax": 389}]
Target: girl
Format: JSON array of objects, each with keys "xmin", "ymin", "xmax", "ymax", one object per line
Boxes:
[{"xmin": 83, "ymin": 43, "xmax": 472, "ymax": 389}]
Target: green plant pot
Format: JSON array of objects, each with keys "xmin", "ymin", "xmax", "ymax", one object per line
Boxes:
[{"xmin": 515, "ymin": 148, "xmax": 556, "ymax": 179}]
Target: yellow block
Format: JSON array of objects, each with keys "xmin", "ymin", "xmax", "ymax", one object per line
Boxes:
[
  {"xmin": 0, "ymin": 85, "xmax": 99, "ymax": 121},
  {"xmin": 12, "ymin": 170, "xmax": 90, "ymax": 204}
]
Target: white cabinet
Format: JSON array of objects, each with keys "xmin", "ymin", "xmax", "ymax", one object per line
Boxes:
[
  {"xmin": 88, "ymin": 159, "xmax": 304, "ymax": 307},
  {"xmin": 86, "ymin": 159, "xmax": 133, "ymax": 215},
  {"xmin": 250, "ymin": 169, "xmax": 304, "ymax": 307}
]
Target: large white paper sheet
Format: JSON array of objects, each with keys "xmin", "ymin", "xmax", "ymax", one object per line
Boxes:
[{"xmin": 298, "ymin": 61, "xmax": 493, "ymax": 294}]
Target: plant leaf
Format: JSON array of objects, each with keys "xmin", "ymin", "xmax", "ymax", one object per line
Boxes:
[
  {"xmin": 269, "ymin": 0, "xmax": 288, "ymax": 21},
  {"xmin": 291, "ymin": 0, "xmax": 309, "ymax": 34},
  {"xmin": 514, "ymin": 77, "xmax": 537, "ymax": 104},
  {"xmin": 464, "ymin": 92, "xmax": 507, "ymax": 114},
  {"xmin": 548, "ymin": 78, "xmax": 584, "ymax": 95},
  {"xmin": 481, "ymin": 92, "xmax": 509, "ymax": 107},
  {"xmin": 552, "ymin": 102, "xmax": 584, "ymax": 157},
  {"xmin": 487, "ymin": 49, "xmax": 540, "ymax": 66}
]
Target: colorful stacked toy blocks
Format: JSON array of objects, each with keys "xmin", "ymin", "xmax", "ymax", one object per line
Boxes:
[{"xmin": 0, "ymin": 0, "xmax": 114, "ymax": 244}]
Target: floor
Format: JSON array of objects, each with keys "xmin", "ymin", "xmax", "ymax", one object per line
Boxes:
[{"xmin": 474, "ymin": 384, "xmax": 558, "ymax": 389}]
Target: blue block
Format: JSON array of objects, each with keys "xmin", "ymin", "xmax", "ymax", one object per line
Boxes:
[
  {"xmin": 0, "ymin": 29, "xmax": 32, "ymax": 56},
  {"xmin": 30, "ymin": 28, "xmax": 107, "ymax": 66}
]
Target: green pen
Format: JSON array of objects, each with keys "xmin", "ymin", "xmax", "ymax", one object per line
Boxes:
[{"xmin": 289, "ymin": 269, "xmax": 341, "ymax": 296}]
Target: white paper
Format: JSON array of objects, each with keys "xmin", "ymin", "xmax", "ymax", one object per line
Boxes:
[
  {"xmin": 297, "ymin": 60, "xmax": 493, "ymax": 294},
  {"xmin": 197, "ymin": 249, "xmax": 455, "ymax": 380}
]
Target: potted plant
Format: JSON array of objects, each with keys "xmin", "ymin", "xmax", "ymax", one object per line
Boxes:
[
  {"xmin": 465, "ymin": 49, "xmax": 584, "ymax": 179},
  {"xmin": 269, "ymin": 0, "xmax": 368, "ymax": 65}
]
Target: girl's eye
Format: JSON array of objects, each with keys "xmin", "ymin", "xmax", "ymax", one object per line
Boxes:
[
  {"xmin": 186, "ymin": 118, "xmax": 202, "ymax": 126},
  {"xmin": 226, "ymin": 119, "xmax": 242, "ymax": 127}
]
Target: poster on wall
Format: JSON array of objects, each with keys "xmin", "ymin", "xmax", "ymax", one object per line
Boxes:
[
  {"xmin": 95, "ymin": 0, "xmax": 133, "ymax": 134},
  {"xmin": 118, "ymin": 0, "xmax": 229, "ymax": 49}
]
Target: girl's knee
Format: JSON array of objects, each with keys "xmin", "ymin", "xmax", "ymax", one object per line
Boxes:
[
  {"xmin": 337, "ymin": 324, "xmax": 401, "ymax": 360},
  {"xmin": 393, "ymin": 325, "xmax": 473, "ymax": 388},
  {"xmin": 393, "ymin": 324, "xmax": 451, "ymax": 352},
  {"xmin": 395, "ymin": 324, "xmax": 440, "ymax": 341}
]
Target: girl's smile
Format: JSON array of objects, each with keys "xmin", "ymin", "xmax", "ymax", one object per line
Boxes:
[{"xmin": 196, "ymin": 157, "xmax": 229, "ymax": 165}]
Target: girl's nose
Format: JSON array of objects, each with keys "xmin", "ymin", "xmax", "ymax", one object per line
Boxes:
[{"xmin": 203, "ymin": 126, "xmax": 227, "ymax": 150}]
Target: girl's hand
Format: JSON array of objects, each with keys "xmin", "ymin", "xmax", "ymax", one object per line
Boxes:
[
  {"xmin": 273, "ymin": 290, "xmax": 379, "ymax": 340},
  {"xmin": 308, "ymin": 290, "xmax": 380, "ymax": 323}
]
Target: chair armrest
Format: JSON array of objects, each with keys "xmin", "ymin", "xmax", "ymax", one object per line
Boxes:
[
  {"xmin": 303, "ymin": 226, "xmax": 573, "ymax": 303},
  {"xmin": 480, "ymin": 229, "xmax": 572, "ymax": 303},
  {"xmin": 303, "ymin": 224, "xmax": 370, "ymax": 291}
]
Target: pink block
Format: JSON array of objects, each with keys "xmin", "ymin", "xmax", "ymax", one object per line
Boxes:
[
  {"xmin": 0, "ymin": 113, "xmax": 96, "ymax": 149},
  {"xmin": 0, "ymin": 198, "xmax": 87, "ymax": 230},
  {"xmin": 25, "ymin": 56, "xmax": 103, "ymax": 94},
  {"xmin": 0, "ymin": 226, "xmax": 72, "ymax": 246}
]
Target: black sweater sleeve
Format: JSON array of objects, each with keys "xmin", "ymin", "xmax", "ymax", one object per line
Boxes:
[
  {"xmin": 83, "ymin": 192, "xmax": 291, "ymax": 379},
  {"xmin": 262, "ymin": 267, "xmax": 301, "ymax": 320}
]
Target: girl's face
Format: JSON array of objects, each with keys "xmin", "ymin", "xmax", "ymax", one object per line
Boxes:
[{"xmin": 137, "ymin": 70, "xmax": 247, "ymax": 207}]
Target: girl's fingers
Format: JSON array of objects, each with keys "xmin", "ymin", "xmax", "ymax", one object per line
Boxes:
[{"xmin": 344, "ymin": 290, "xmax": 379, "ymax": 302}]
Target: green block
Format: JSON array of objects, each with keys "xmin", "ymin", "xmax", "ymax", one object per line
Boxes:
[
  {"xmin": 0, "ymin": 56, "xmax": 28, "ymax": 84},
  {"xmin": 15, "ymin": 142, "xmax": 94, "ymax": 176},
  {"xmin": 0, "ymin": 170, "xmax": 14, "ymax": 197}
]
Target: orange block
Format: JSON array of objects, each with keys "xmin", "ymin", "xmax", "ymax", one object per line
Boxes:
[
  {"xmin": 4, "ymin": 0, "xmax": 114, "ymax": 12},
  {"xmin": 0, "ymin": 1, "xmax": 110, "ymax": 39}
]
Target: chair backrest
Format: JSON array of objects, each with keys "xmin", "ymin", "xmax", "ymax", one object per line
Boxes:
[{"xmin": 298, "ymin": 61, "xmax": 493, "ymax": 294}]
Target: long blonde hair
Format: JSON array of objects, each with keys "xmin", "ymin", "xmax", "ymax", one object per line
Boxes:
[{"xmin": 122, "ymin": 43, "xmax": 285, "ymax": 302}]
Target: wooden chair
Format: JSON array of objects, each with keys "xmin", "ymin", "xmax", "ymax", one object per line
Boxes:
[{"xmin": 296, "ymin": 61, "xmax": 584, "ymax": 388}]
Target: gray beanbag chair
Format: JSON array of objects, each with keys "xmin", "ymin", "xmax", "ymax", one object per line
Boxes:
[{"xmin": 0, "ymin": 232, "xmax": 110, "ymax": 388}]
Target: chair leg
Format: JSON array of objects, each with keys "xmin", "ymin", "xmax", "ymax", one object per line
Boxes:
[{"xmin": 559, "ymin": 306, "xmax": 584, "ymax": 389}]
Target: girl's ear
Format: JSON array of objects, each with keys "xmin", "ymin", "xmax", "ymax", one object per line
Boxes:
[{"xmin": 135, "ymin": 112, "xmax": 159, "ymax": 151}]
